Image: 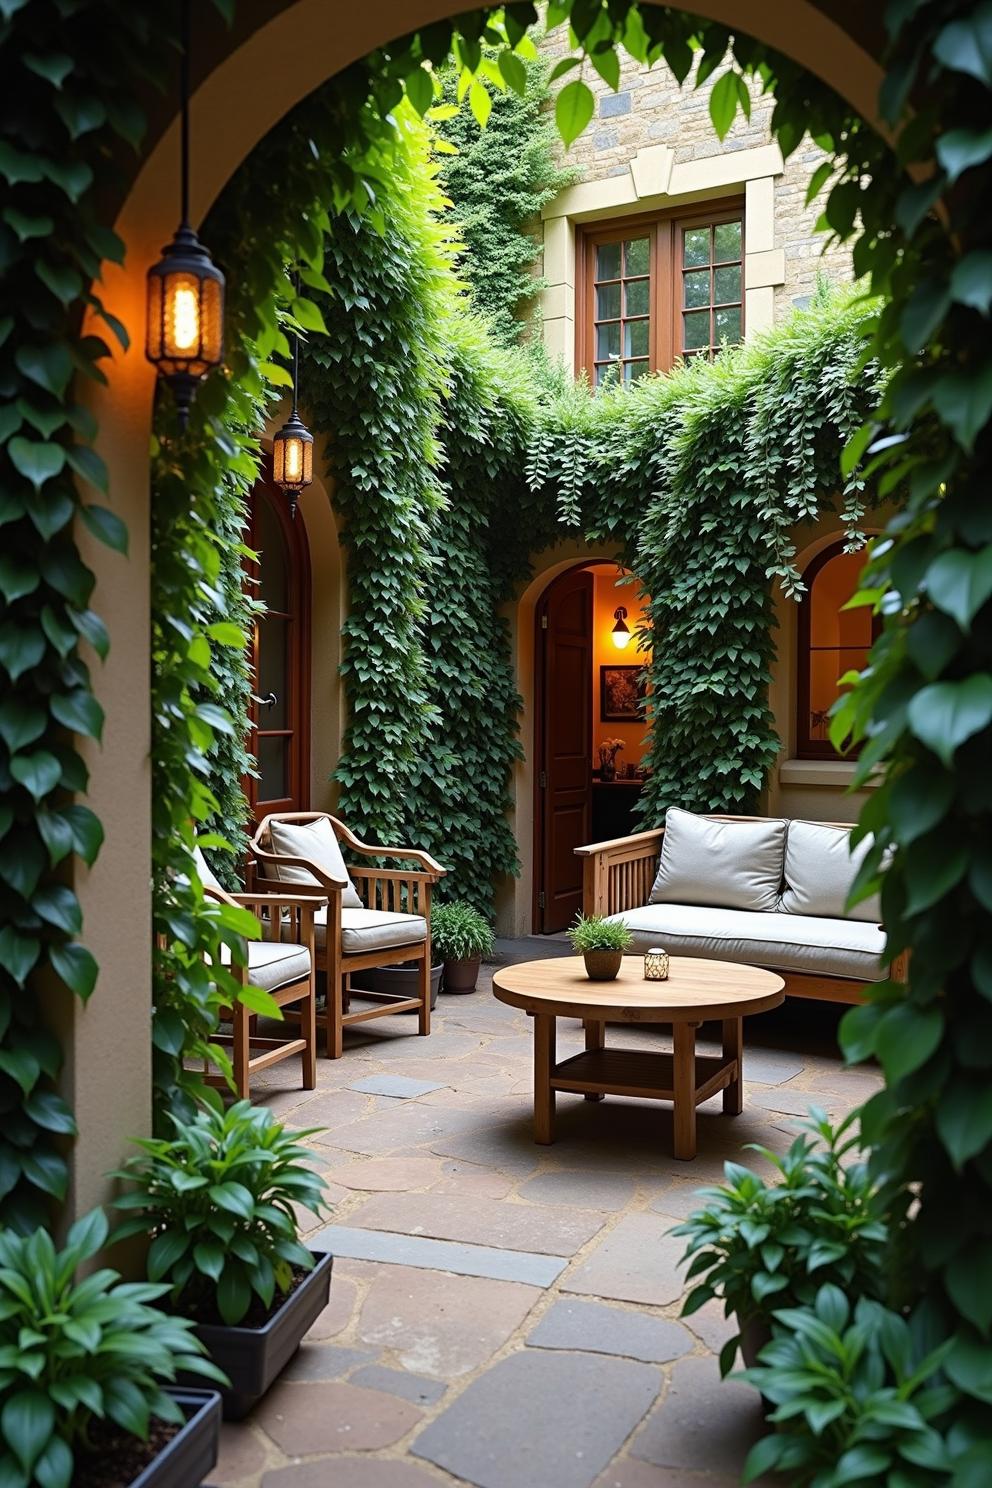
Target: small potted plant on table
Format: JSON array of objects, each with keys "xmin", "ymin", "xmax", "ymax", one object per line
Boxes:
[
  {"xmin": 431, "ymin": 901, "xmax": 495, "ymax": 994},
  {"xmin": 567, "ymin": 913, "xmax": 633, "ymax": 981},
  {"xmin": 113, "ymin": 1099, "xmax": 331, "ymax": 1420},
  {"xmin": 0, "ymin": 1207, "xmax": 224, "ymax": 1487}
]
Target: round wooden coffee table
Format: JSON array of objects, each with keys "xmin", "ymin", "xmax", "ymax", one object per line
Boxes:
[{"xmin": 492, "ymin": 956, "xmax": 785, "ymax": 1160}]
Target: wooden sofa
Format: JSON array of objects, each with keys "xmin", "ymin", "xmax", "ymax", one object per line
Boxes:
[{"xmin": 575, "ymin": 813, "xmax": 907, "ymax": 1005}]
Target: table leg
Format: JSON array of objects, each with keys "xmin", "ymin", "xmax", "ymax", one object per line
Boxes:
[
  {"xmin": 583, "ymin": 1019, "xmax": 606, "ymax": 1101},
  {"xmin": 673, "ymin": 1021, "xmax": 697, "ymax": 1161},
  {"xmin": 723, "ymin": 1017, "xmax": 743, "ymax": 1116},
  {"xmin": 534, "ymin": 1012, "xmax": 556, "ymax": 1144}
]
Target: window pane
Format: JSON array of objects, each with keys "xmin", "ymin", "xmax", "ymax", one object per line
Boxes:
[
  {"xmin": 257, "ymin": 495, "xmax": 288, "ymax": 612},
  {"xmin": 714, "ymin": 220, "xmax": 742, "ymax": 261},
  {"xmin": 257, "ymin": 615, "xmax": 287, "ymax": 728},
  {"xmin": 809, "ymin": 550, "xmax": 872, "ymax": 647},
  {"xmin": 809, "ymin": 649, "xmax": 870, "ymax": 735},
  {"xmin": 596, "ymin": 282, "xmax": 621, "ymax": 319},
  {"xmin": 624, "ymin": 237, "xmax": 649, "ymax": 275},
  {"xmin": 596, "ymin": 321, "xmax": 621, "ymax": 360},
  {"xmin": 714, "ymin": 306, "xmax": 742, "ymax": 344},
  {"xmin": 682, "ymin": 311, "xmax": 710, "ymax": 350},
  {"xmin": 624, "ymin": 278, "xmax": 649, "ymax": 317},
  {"xmin": 596, "ymin": 242, "xmax": 621, "ymax": 280},
  {"xmin": 683, "ymin": 270, "xmax": 711, "ymax": 309},
  {"xmin": 624, "ymin": 319, "xmax": 649, "ymax": 357},
  {"xmin": 258, "ymin": 735, "xmax": 288, "ymax": 802},
  {"xmin": 714, "ymin": 264, "xmax": 741, "ymax": 303},
  {"xmin": 594, "ymin": 362, "xmax": 621, "ymax": 388},
  {"xmin": 624, "ymin": 359, "xmax": 650, "ymax": 382},
  {"xmin": 683, "ymin": 227, "xmax": 710, "ymax": 268}
]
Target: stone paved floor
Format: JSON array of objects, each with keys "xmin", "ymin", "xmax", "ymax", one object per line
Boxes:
[{"xmin": 212, "ymin": 941, "xmax": 880, "ymax": 1488}]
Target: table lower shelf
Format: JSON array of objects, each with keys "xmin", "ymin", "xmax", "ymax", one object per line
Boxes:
[{"xmin": 551, "ymin": 1048, "xmax": 736, "ymax": 1106}]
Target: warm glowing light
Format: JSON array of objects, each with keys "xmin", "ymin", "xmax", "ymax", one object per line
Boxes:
[
  {"xmin": 611, "ymin": 606, "xmax": 631, "ymax": 649},
  {"xmin": 284, "ymin": 437, "xmax": 303, "ymax": 483},
  {"xmin": 171, "ymin": 285, "xmax": 199, "ymax": 351}
]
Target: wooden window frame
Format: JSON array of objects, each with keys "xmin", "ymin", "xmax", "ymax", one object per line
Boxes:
[
  {"xmin": 575, "ymin": 198, "xmax": 745, "ymax": 382},
  {"xmin": 796, "ymin": 540, "xmax": 879, "ymax": 761}
]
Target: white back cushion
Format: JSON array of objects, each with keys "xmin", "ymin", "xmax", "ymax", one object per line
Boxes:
[
  {"xmin": 268, "ymin": 817, "xmax": 363, "ymax": 908},
  {"xmin": 780, "ymin": 820, "xmax": 882, "ymax": 923},
  {"xmin": 649, "ymin": 808, "xmax": 787, "ymax": 912},
  {"xmin": 193, "ymin": 845, "xmax": 224, "ymax": 893}
]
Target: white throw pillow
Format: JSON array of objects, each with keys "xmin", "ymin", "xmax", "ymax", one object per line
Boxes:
[
  {"xmin": 649, "ymin": 808, "xmax": 787, "ymax": 912},
  {"xmin": 780, "ymin": 819, "xmax": 882, "ymax": 923},
  {"xmin": 268, "ymin": 817, "xmax": 363, "ymax": 908}
]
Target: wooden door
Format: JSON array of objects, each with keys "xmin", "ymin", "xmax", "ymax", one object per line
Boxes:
[
  {"xmin": 246, "ymin": 477, "xmax": 311, "ymax": 828},
  {"xmin": 537, "ymin": 568, "xmax": 593, "ymax": 932}
]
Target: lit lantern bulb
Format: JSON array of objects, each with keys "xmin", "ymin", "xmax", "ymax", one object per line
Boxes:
[
  {"xmin": 272, "ymin": 405, "xmax": 313, "ymax": 517},
  {"xmin": 611, "ymin": 606, "xmax": 631, "ymax": 649},
  {"xmin": 171, "ymin": 285, "xmax": 199, "ymax": 350},
  {"xmin": 284, "ymin": 437, "xmax": 303, "ymax": 483}
]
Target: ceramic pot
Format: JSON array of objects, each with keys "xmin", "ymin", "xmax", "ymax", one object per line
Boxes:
[
  {"xmin": 349, "ymin": 962, "xmax": 442, "ymax": 1010},
  {"xmin": 601, "ymin": 762, "xmax": 616, "ymax": 782},
  {"xmin": 583, "ymin": 949, "xmax": 622, "ymax": 981},
  {"xmin": 442, "ymin": 955, "xmax": 482, "ymax": 993},
  {"xmin": 186, "ymin": 1251, "xmax": 333, "ymax": 1420}
]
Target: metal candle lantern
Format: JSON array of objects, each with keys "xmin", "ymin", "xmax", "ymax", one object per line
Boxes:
[{"xmin": 644, "ymin": 947, "xmax": 669, "ymax": 981}]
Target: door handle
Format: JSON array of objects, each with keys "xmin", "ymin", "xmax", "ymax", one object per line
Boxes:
[{"xmin": 251, "ymin": 691, "xmax": 277, "ymax": 708}]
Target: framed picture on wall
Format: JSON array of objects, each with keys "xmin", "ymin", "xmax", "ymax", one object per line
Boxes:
[{"xmin": 600, "ymin": 664, "xmax": 647, "ymax": 722}]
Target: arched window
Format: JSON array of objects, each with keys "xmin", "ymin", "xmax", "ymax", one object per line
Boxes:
[{"xmin": 797, "ymin": 541, "xmax": 876, "ymax": 759}]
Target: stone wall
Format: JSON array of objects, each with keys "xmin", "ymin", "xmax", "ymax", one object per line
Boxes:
[{"xmin": 537, "ymin": 35, "xmax": 853, "ymax": 326}]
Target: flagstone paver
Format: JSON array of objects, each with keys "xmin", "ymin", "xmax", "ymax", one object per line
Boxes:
[
  {"xmin": 527, "ymin": 1298, "xmax": 693, "ymax": 1364},
  {"xmin": 413, "ymin": 1351, "xmax": 660, "ymax": 1488},
  {"xmin": 316, "ymin": 1224, "xmax": 568, "ymax": 1286},
  {"xmin": 345, "ymin": 1191, "xmax": 607, "ymax": 1255},
  {"xmin": 214, "ymin": 945, "xmax": 879, "ymax": 1488}
]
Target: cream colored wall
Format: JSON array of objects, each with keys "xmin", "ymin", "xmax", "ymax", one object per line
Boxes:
[{"xmin": 74, "ymin": 0, "xmax": 888, "ymax": 1219}]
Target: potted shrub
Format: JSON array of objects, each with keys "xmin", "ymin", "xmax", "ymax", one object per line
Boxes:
[
  {"xmin": 0, "ymin": 1207, "xmax": 224, "ymax": 1488},
  {"xmin": 673, "ymin": 1109, "xmax": 886, "ymax": 1377},
  {"xmin": 113, "ymin": 1099, "xmax": 331, "ymax": 1420},
  {"xmin": 567, "ymin": 913, "xmax": 633, "ymax": 981},
  {"xmin": 431, "ymin": 901, "xmax": 495, "ymax": 993}
]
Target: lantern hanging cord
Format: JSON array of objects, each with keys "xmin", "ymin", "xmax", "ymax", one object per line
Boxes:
[
  {"xmin": 291, "ymin": 267, "xmax": 300, "ymax": 417},
  {"xmin": 180, "ymin": 0, "xmax": 190, "ymax": 225}
]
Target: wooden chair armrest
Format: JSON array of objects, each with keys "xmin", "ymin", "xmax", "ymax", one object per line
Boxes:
[
  {"xmin": 574, "ymin": 828, "xmax": 665, "ymax": 858},
  {"xmin": 249, "ymin": 840, "xmax": 351, "ymax": 894},
  {"xmin": 229, "ymin": 892, "xmax": 329, "ymax": 912},
  {"xmin": 333, "ymin": 819, "xmax": 447, "ymax": 879}
]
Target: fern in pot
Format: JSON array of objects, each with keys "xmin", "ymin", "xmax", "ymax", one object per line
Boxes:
[
  {"xmin": 431, "ymin": 901, "xmax": 495, "ymax": 993},
  {"xmin": 567, "ymin": 913, "xmax": 633, "ymax": 981},
  {"xmin": 113, "ymin": 1099, "xmax": 331, "ymax": 1419}
]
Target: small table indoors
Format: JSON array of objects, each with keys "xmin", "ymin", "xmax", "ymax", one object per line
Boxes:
[{"xmin": 492, "ymin": 955, "xmax": 785, "ymax": 1160}]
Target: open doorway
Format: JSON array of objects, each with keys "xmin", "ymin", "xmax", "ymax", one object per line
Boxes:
[{"xmin": 534, "ymin": 561, "xmax": 651, "ymax": 932}]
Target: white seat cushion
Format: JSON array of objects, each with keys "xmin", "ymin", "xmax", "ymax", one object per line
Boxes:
[
  {"xmin": 780, "ymin": 819, "xmax": 882, "ymax": 923},
  {"xmin": 218, "ymin": 939, "xmax": 311, "ymax": 993},
  {"xmin": 607, "ymin": 902, "xmax": 887, "ymax": 982},
  {"xmin": 193, "ymin": 844, "xmax": 224, "ymax": 893},
  {"xmin": 268, "ymin": 818, "xmax": 363, "ymax": 909},
  {"xmin": 310, "ymin": 906, "xmax": 427, "ymax": 955},
  {"xmin": 650, "ymin": 808, "xmax": 787, "ymax": 912}
]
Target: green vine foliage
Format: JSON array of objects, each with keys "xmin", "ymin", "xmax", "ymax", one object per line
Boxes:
[
  {"xmin": 436, "ymin": 52, "xmax": 579, "ymax": 344},
  {"xmin": 0, "ymin": 0, "xmax": 152, "ymax": 1231}
]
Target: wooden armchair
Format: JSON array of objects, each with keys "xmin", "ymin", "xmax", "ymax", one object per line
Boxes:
[
  {"xmin": 251, "ymin": 812, "xmax": 447, "ymax": 1058},
  {"xmin": 194, "ymin": 848, "xmax": 322, "ymax": 1098}
]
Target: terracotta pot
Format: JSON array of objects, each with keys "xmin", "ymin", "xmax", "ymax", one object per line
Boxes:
[
  {"xmin": 442, "ymin": 954, "xmax": 482, "ymax": 993},
  {"xmin": 583, "ymin": 949, "xmax": 622, "ymax": 981}
]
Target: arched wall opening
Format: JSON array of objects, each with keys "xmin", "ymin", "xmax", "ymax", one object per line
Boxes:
[{"xmin": 67, "ymin": 0, "xmax": 895, "ymax": 1216}]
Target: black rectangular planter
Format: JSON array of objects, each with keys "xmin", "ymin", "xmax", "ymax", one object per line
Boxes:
[
  {"xmin": 131, "ymin": 1390, "xmax": 221, "ymax": 1488},
  {"xmin": 351, "ymin": 961, "xmax": 442, "ymax": 1010},
  {"xmin": 191, "ymin": 1248, "xmax": 334, "ymax": 1419}
]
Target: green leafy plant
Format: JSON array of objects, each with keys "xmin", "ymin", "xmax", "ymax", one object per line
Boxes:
[
  {"xmin": 112, "ymin": 1100, "xmax": 327, "ymax": 1327},
  {"xmin": 567, "ymin": 913, "xmax": 633, "ymax": 954},
  {"xmin": 674, "ymin": 1111, "xmax": 887, "ymax": 1376},
  {"xmin": 0, "ymin": 1207, "xmax": 223, "ymax": 1488},
  {"xmin": 431, "ymin": 900, "xmax": 495, "ymax": 961},
  {"xmin": 739, "ymin": 1285, "xmax": 956, "ymax": 1487}
]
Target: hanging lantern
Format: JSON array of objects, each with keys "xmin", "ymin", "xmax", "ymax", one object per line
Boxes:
[
  {"xmin": 272, "ymin": 407, "xmax": 313, "ymax": 518},
  {"xmin": 146, "ymin": 0, "xmax": 225, "ymax": 428},
  {"xmin": 611, "ymin": 606, "xmax": 632, "ymax": 649},
  {"xmin": 272, "ymin": 289, "xmax": 313, "ymax": 518}
]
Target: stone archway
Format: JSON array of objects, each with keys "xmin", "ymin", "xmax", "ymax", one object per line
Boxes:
[{"xmin": 69, "ymin": 0, "xmax": 895, "ymax": 1215}]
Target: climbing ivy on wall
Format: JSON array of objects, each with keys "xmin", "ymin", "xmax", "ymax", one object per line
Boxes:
[{"xmin": 436, "ymin": 53, "xmax": 579, "ymax": 344}]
